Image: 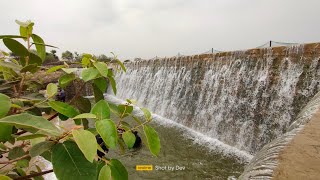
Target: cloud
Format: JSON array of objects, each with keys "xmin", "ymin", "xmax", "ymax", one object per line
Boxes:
[{"xmin": 0, "ymin": 0, "xmax": 320, "ymax": 59}]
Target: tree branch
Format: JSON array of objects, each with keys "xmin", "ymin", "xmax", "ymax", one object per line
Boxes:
[
  {"xmin": 0, "ymin": 154, "xmax": 30, "ymax": 164},
  {"xmin": 13, "ymin": 169, "xmax": 53, "ymax": 180}
]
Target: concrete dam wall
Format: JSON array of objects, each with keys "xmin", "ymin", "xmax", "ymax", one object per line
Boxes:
[{"xmin": 114, "ymin": 43, "xmax": 320, "ymax": 154}]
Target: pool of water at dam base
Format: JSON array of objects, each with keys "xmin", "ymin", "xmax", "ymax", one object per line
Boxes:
[{"xmin": 105, "ymin": 96, "xmax": 252, "ymax": 179}]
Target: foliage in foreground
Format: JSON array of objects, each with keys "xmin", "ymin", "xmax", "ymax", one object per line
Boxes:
[{"xmin": 0, "ymin": 20, "xmax": 160, "ymax": 180}]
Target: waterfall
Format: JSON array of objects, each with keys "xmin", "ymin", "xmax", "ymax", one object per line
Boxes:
[{"xmin": 113, "ymin": 43, "xmax": 320, "ymax": 154}]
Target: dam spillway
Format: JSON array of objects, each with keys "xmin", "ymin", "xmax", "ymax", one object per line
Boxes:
[{"xmin": 113, "ymin": 43, "xmax": 320, "ymax": 154}]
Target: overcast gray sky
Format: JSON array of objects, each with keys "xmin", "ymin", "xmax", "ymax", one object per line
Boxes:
[{"xmin": 0, "ymin": 0, "xmax": 320, "ymax": 59}]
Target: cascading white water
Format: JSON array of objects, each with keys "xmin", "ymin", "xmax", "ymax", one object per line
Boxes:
[{"xmin": 113, "ymin": 44, "xmax": 320, "ymax": 154}]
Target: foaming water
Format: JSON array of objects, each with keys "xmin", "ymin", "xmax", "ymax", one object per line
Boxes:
[{"xmin": 114, "ymin": 44, "xmax": 320, "ymax": 153}]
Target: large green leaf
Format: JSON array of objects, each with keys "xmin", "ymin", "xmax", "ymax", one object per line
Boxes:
[
  {"xmin": 59, "ymin": 73, "xmax": 76, "ymax": 88},
  {"xmin": 0, "ymin": 124, "xmax": 12, "ymax": 142},
  {"xmin": 0, "ymin": 35, "xmax": 26, "ymax": 39},
  {"xmin": 0, "ymin": 93, "xmax": 11, "ymax": 118},
  {"xmin": 96, "ymin": 119, "xmax": 117, "ymax": 149},
  {"xmin": 8, "ymin": 147, "xmax": 25, "ymax": 160},
  {"xmin": 46, "ymin": 83, "xmax": 58, "ymax": 98},
  {"xmin": 49, "ymin": 101, "xmax": 79, "ymax": 118},
  {"xmin": 108, "ymin": 159, "xmax": 128, "ymax": 180},
  {"xmin": 81, "ymin": 67, "xmax": 100, "ymax": 82},
  {"xmin": 47, "ymin": 65, "xmax": 65, "ymax": 73},
  {"xmin": 30, "ymin": 141, "xmax": 55, "ymax": 157},
  {"xmin": 29, "ymin": 52, "xmax": 43, "ymax": 66},
  {"xmin": 143, "ymin": 125, "xmax": 160, "ymax": 156},
  {"xmin": 52, "ymin": 141, "xmax": 98, "ymax": 180},
  {"xmin": 122, "ymin": 131, "xmax": 136, "ymax": 149},
  {"xmin": 98, "ymin": 165, "xmax": 111, "ymax": 180},
  {"xmin": 93, "ymin": 62, "xmax": 109, "ymax": 77},
  {"xmin": 31, "ymin": 34, "xmax": 46, "ymax": 61},
  {"xmin": 91, "ymin": 100, "xmax": 110, "ymax": 120},
  {"xmin": 108, "ymin": 76, "xmax": 117, "ymax": 95},
  {"xmin": 3, "ymin": 38, "xmax": 29, "ymax": 57},
  {"xmin": 0, "ymin": 113, "xmax": 61, "ymax": 136},
  {"xmin": 72, "ymin": 130, "xmax": 97, "ymax": 163},
  {"xmin": 94, "ymin": 77, "xmax": 107, "ymax": 93}
]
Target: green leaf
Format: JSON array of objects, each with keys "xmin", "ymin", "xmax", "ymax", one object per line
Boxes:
[
  {"xmin": 3, "ymin": 38, "xmax": 29, "ymax": 57},
  {"xmin": 20, "ymin": 64, "xmax": 39, "ymax": 73},
  {"xmin": 8, "ymin": 147, "xmax": 25, "ymax": 160},
  {"xmin": 141, "ymin": 108, "xmax": 152, "ymax": 121},
  {"xmin": 0, "ymin": 93, "xmax": 11, "ymax": 118},
  {"xmin": 59, "ymin": 73, "xmax": 76, "ymax": 88},
  {"xmin": 108, "ymin": 76, "xmax": 117, "ymax": 95},
  {"xmin": 81, "ymin": 57, "xmax": 91, "ymax": 68},
  {"xmin": 29, "ymin": 52, "xmax": 43, "ymax": 66},
  {"xmin": 47, "ymin": 65, "xmax": 65, "ymax": 73},
  {"xmin": 49, "ymin": 101, "xmax": 79, "ymax": 118},
  {"xmin": 46, "ymin": 83, "xmax": 58, "ymax": 98},
  {"xmin": 0, "ymin": 60, "xmax": 22, "ymax": 71},
  {"xmin": 94, "ymin": 77, "xmax": 107, "ymax": 92},
  {"xmin": 99, "ymin": 165, "xmax": 111, "ymax": 180},
  {"xmin": 81, "ymin": 67, "xmax": 99, "ymax": 82},
  {"xmin": 92, "ymin": 83, "xmax": 104, "ymax": 103},
  {"xmin": 131, "ymin": 116, "xmax": 142, "ymax": 125},
  {"xmin": 40, "ymin": 150, "xmax": 52, "ymax": 162},
  {"xmin": 122, "ymin": 131, "xmax": 136, "ymax": 149},
  {"xmin": 0, "ymin": 113, "xmax": 61, "ymax": 136},
  {"xmin": 31, "ymin": 34, "xmax": 46, "ymax": 61},
  {"xmin": 62, "ymin": 68, "xmax": 77, "ymax": 74},
  {"xmin": 115, "ymin": 59, "xmax": 126, "ymax": 72},
  {"xmin": 32, "ymin": 42, "xmax": 58, "ymax": 48},
  {"xmin": 0, "ymin": 175, "xmax": 12, "ymax": 180},
  {"xmin": 30, "ymin": 141, "xmax": 55, "ymax": 157},
  {"xmin": 52, "ymin": 141, "xmax": 98, "ymax": 180},
  {"xmin": 72, "ymin": 96, "xmax": 91, "ymax": 113},
  {"xmin": 93, "ymin": 62, "xmax": 109, "ymax": 77},
  {"xmin": 143, "ymin": 125, "xmax": 160, "ymax": 156},
  {"xmin": 0, "ymin": 35, "xmax": 26, "ymax": 39},
  {"xmin": 16, "ymin": 159, "xmax": 29, "ymax": 168},
  {"xmin": 73, "ymin": 113, "xmax": 97, "ymax": 119},
  {"xmin": 72, "ymin": 130, "xmax": 97, "ymax": 163},
  {"xmin": 17, "ymin": 134, "xmax": 47, "ymax": 141},
  {"xmin": 20, "ymin": 26, "xmax": 28, "ymax": 40},
  {"xmin": 0, "ymin": 124, "xmax": 12, "ymax": 142},
  {"xmin": 16, "ymin": 167, "xmax": 27, "ymax": 176},
  {"xmin": 59, "ymin": 113, "xmax": 69, "ymax": 121},
  {"xmin": 118, "ymin": 105, "xmax": 133, "ymax": 118},
  {"xmin": 96, "ymin": 119, "xmax": 117, "ymax": 149},
  {"xmin": 108, "ymin": 159, "xmax": 128, "ymax": 180},
  {"xmin": 91, "ymin": 100, "xmax": 110, "ymax": 120}
]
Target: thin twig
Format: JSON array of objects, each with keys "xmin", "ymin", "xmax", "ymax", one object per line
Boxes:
[
  {"xmin": 0, "ymin": 154, "xmax": 30, "ymax": 164},
  {"xmin": 13, "ymin": 169, "xmax": 54, "ymax": 180}
]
